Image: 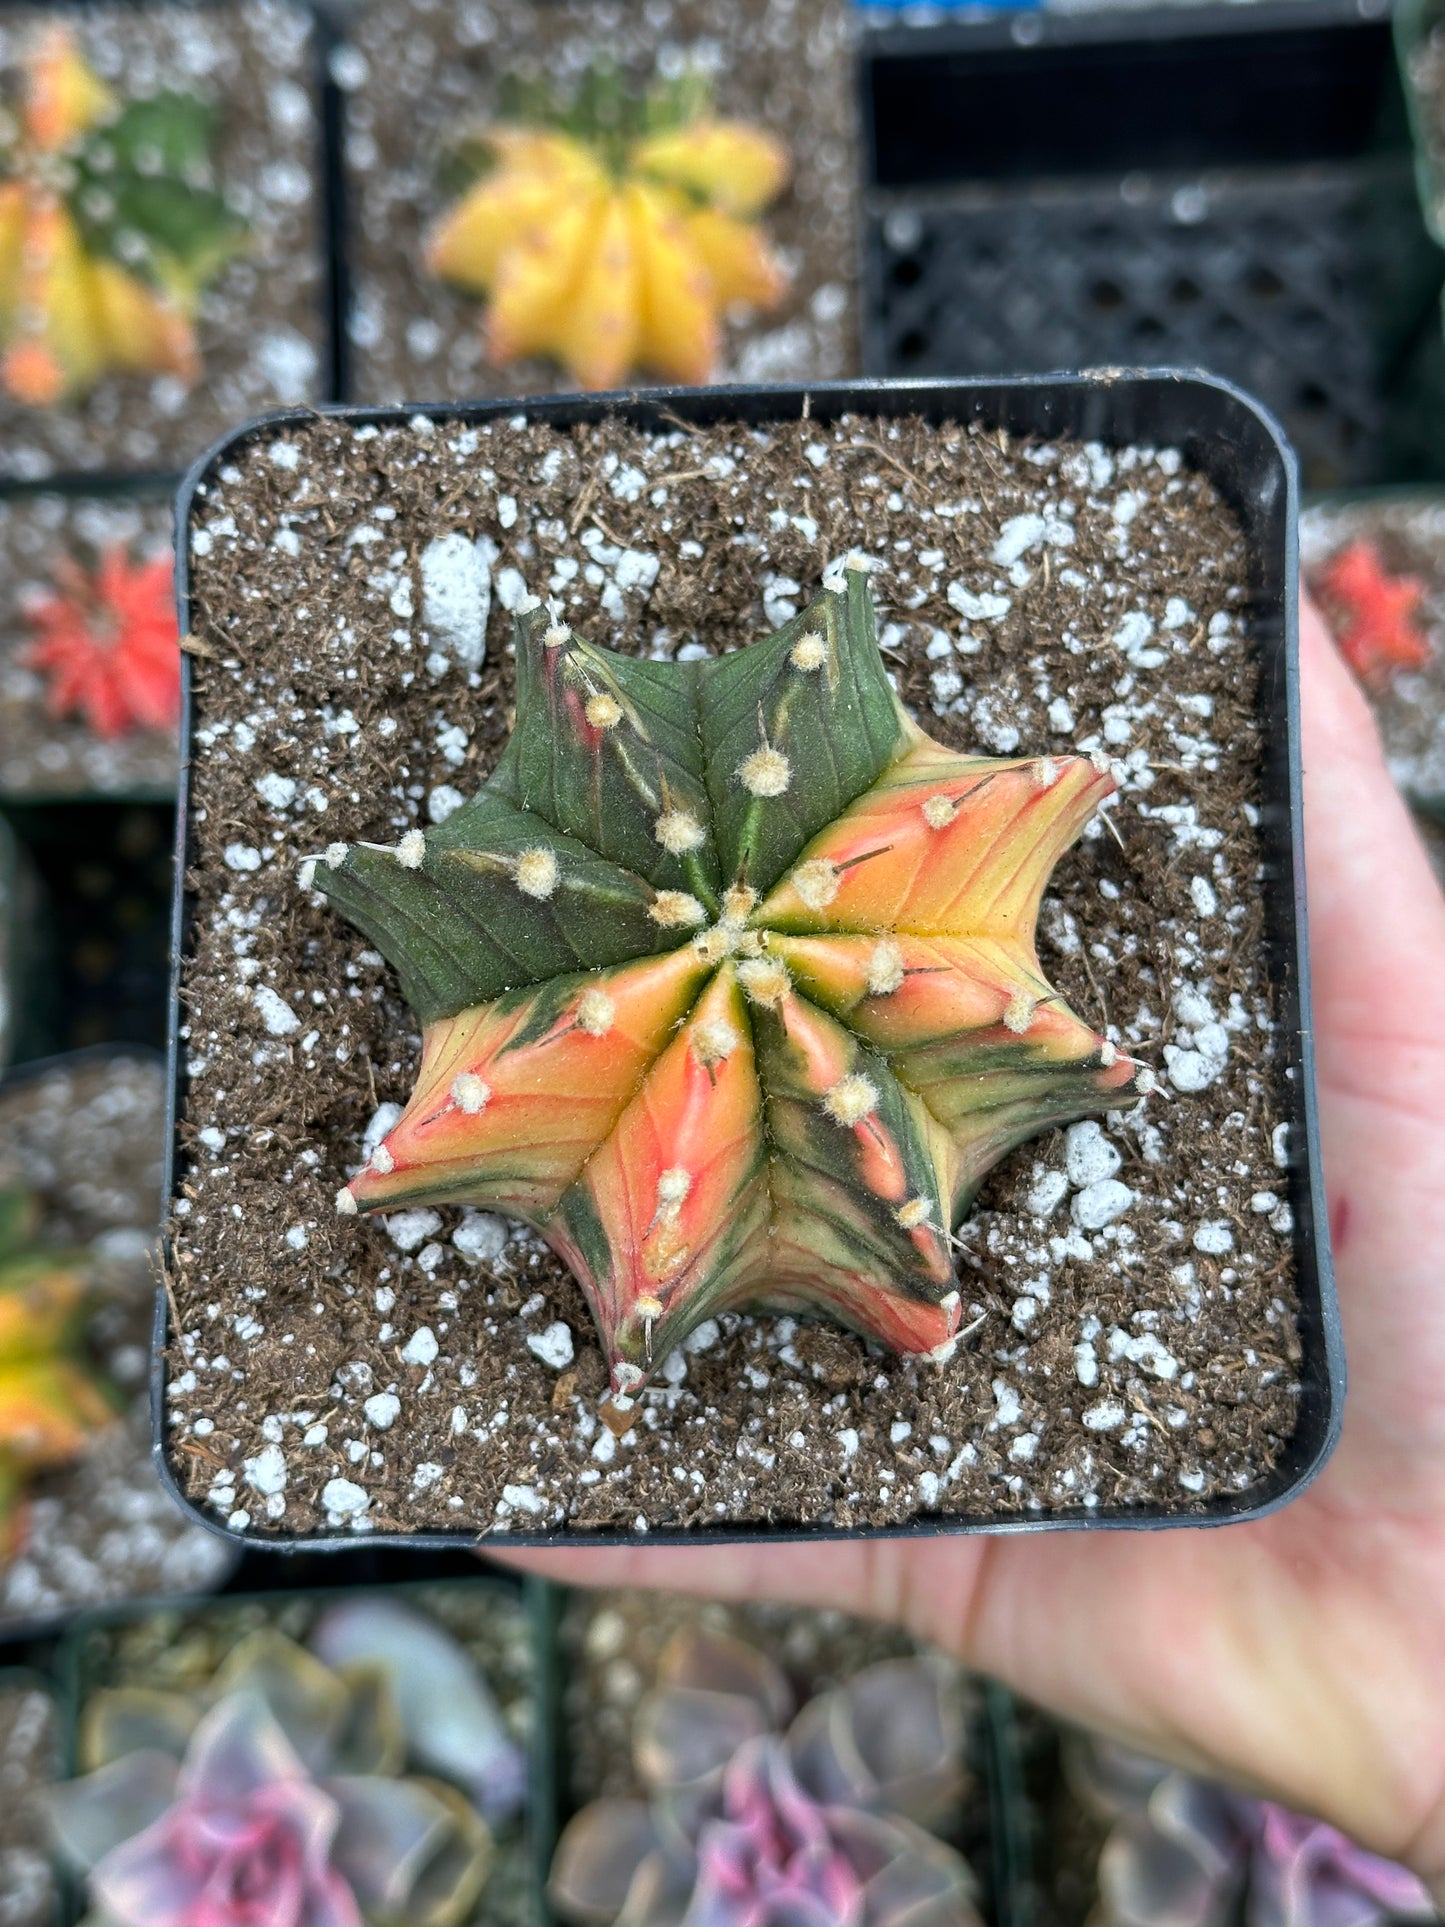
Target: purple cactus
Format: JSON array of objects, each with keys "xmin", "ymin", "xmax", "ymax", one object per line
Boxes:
[
  {"xmin": 1068, "ymin": 1734, "xmax": 1435, "ymax": 1927},
  {"xmin": 549, "ymin": 1624, "xmax": 982, "ymax": 1927},
  {"xmin": 46, "ymin": 1621, "xmax": 498, "ymax": 1927}
]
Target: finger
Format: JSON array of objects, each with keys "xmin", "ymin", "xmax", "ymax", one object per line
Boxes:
[{"xmin": 1300, "ymin": 591, "xmax": 1445, "ymax": 1085}]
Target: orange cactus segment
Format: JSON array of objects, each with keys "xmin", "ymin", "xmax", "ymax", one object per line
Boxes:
[
  {"xmin": 556, "ymin": 191, "xmax": 641, "ymax": 392},
  {"xmin": 4, "ymin": 198, "xmax": 106, "ymax": 404},
  {"xmin": 758, "ymin": 746, "xmax": 1115, "ymax": 942},
  {"xmin": 550, "ymin": 967, "xmax": 768, "ymax": 1390},
  {"xmin": 0, "ymin": 182, "xmax": 27, "ymax": 327},
  {"xmin": 685, "ymin": 206, "xmax": 788, "ymax": 310},
  {"xmin": 347, "ymin": 947, "xmax": 708, "ymax": 1218},
  {"xmin": 632, "ymin": 119, "xmax": 790, "ymax": 218},
  {"xmin": 22, "ymin": 546, "xmax": 180, "ymax": 740},
  {"xmin": 0, "ymin": 1358, "xmax": 113, "ymax": 1469},
  {"xmin": 93, "ymin": 260, "xmax": 199, "ymax": 380},
  {"xmin": 24, "ymin": 26, "xmax": 115, "ymax": 152},
  {"xmin": 628, "ymin": 182, "xmax": 719, "ymax": 384},
  {"xmin": 483, "ymin": 190, "xmax": 600, "ymax": 370}
]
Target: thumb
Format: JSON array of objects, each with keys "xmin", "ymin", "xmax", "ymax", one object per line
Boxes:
[{"xmin": 1299, "ymin": 592, "xmax": 1445, "ymax": 1102}]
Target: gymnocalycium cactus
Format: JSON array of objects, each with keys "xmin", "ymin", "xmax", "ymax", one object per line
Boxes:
[
  {"xmin": 0, "ymin": 26, "xmax": 244, "ymax": 405},
  {"xmin": 549, "ymin": 1623, "xmax": 982, "ymax": 1927},
  {"xmin": 0, "ymin": 1189, "xmax": 113, "ymax": 1561},
  {"xmin": 46, "ymin": 1608, "xmax": 507, "ymax": 1927},
  {"xmin": 316, "ymin": 561, "xmax": 1149, "ymax": 1399}
]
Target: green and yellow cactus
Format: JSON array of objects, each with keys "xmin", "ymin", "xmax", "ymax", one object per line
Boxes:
[
  {"xmin": 0, "ymin": 26, "xmax": 245, "ymax": 406},
  {"xmin": 0, "ymin": 1189, "xmax": 114, "ymax": 1554},
  {"xmin": 426, "ymin": 67, "xmax": 789, "ymax": 391},
  {"xmin": 315, "ymin": 563, "xmax": 1149, "ymax": 1400}
]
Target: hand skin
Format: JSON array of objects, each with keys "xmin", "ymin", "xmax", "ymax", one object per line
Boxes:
[{"xmin": 494, "ymin": 595, "xmax": 1445, "ymax": 1895}]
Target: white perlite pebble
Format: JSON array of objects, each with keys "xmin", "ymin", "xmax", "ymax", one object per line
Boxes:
[
  {"xmin": 362, "ymin": 1103, "xmax": 403, "ymax": 1161},
  {"xmin": 322, "ymin": 1478, "xmax": 369, "ymax": 1517},
  {"xmin": 384, "ymin": 1208, "xmax": 442, "ymax": 1253},
  {"xmin": 453, "ymin": 1210, "xmax": 509, "ymax": 1265},
  {"xmin": 363, "ymin": 1392, "xmax": 401, "ymax": 1429},
  {"xmin": 992, "ymin": 1379, "xmax": 1022, "ymax": 1427},
  {"xmin": 419, "ymin": 532, "xmax": 494, "ymax": 668},
  {"xmin": 1009, "ymin": 1432, "xmax": 1039, "ymax": 1462},
  {"xmin": 252, "ymin": 986, "xmax": 300, "ymax": 1037},
  {"xmin": 502, "ymin": 1484, "xmax": 546, "ymax": 1516},
  {"xmin": 428, "ymin": 785, "xmax": 466, "ymax": 824},
  {"xmin": 1072, "ymin": 1178, "xmax": 1134, "ymax": 1230},
  {"xmin": 224, "ymin": 843, "xmax": 263, "ymax": 872},
  {"xmin": 992, "ymin": 513, "xmax": 1045, "ymax": 566},
  {"xmin": 1074, "ymin": 1342, "xmax": 1099, "ymax": 1388},
  {"xmin": 1065, "ymin": 1120, "xmax": 1121, "ymax": 1188},
  {"xmin": 400, "ymin": 1327, "xmax": 439, "ymax": 1368},
  {"xmin": 1025, "ymin": 1168, "xmax": 1069, "ymax": 1218},
  {"xmin": 1190, "ymin": 875, "xmax": 1219, "ymax": 917},
  {"xmin": 255, "ymin": 772, "xmax": 297, "ymax": 810},
  {"xmin": 1083, "ymin": 1400, "xmax": 1127, "ymax": 1432},
  {"xmin": 527, "ymin": 1322, "xmax": 575, "ymax": 1369},
  {"xmin": 1193, "ymin": 1220, "xmax": 1235, "ymax": 1255},
  {"xmin": 243, "ymin": 1444, "xmax": 287, "ymax": 1496}
]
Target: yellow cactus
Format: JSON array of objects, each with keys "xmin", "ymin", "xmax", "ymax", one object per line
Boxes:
[
  {"xmin": 426, "ymin": 93, "xmax": 790, "ymax": 390},
  {"xmin": 0, "ymin": 26, "xmax": 241, "ymax": 407},
  {"xmin": 0, "ymin": 1193, "xmax": 114, "ymax": 1559}
]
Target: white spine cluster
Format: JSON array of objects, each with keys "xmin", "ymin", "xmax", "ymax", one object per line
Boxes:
[
  {"xmin": 325, "ymin": 842, "xmax": 349, "ymax": 867},
  {"xmin": 895, "ymin": 1196, "xmax": 932, "ymax": 1229},
  {"xmin": 791, "ymin": 858, "xmax": 840, "ymax": 910},
  {"xmin": 395, "ymin": 830, "xmax": 426, "ymax": 869},
  {"xmin": 692, "ymin": 1018, "xmax": 740, "ymax": 1067},
  {"xmin": 1002, "ymin": 988, "xmax": 1036, "ymax": 1034},
  {"xmin": 576, "ymin": 988, "xmax": 616, "ymax": 1036},
  {"xmin": 866, "ymin": 940, "xmax": 905, "ymax": 997},
  {"xmin": 650, "ymin": 890, "xmax": 708, "ymax": 929},
  {"xmin": 921, "ymin": 794, "xmax": 959, "ymax": 831},
  {"xmin": 654, "ymin": 809, "xmax": 706, "ymax": 854},
  {"xmin": 370, "ymin": 1143, "xmax": 395, "ymax": 1175},
  {"xmin": 738, "ymin": 958, "xmax": 790, "ymax": 1009},
  {"xmin": 585, "ymin": 693, "xmax": 623, "ymax": 729},
  {"xmin": 738, "ymin": 744, "xmax": 792, "ymax": 798},
  {"xmin": 335, "ymin": 1188, "xmax": 358, "ymax": 1216},
  {"xmin": 823, "ymin": 1073, "xmax": 879, "ymax": 1127},
  {"xmin": 515, "ymin": 847, "xmax": 560, "ymax": 899},
  {"xmin": 791, "ymin": 633, "xmax": 827, "ymax": 672},
  {"xmin": 544, "ymin": 623, "xmax": 571, "ymax": 649},
  {"xmin": 450, "ymin": 1072, "xmax": 491, "ymax": 1115}
]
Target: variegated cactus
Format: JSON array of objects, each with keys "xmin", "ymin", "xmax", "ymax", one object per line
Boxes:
[{"xmin": 315, "ymin": 562, "xmax": 1149, "ymax": 1400}]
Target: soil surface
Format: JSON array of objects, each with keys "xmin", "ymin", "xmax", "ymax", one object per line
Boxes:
[
  {"xmin": 0, "ymin": 1, "xmax": 329, "ymax": 481},
  {"xmin": 0, "ymin": 1052, "xmax": 234, "ymax": 1628},
  {"xmin": 0, "ymin": 1679, "xmax": 58, "ymax": 1927},
  {"xmin": 339, "ymin": 0, "xmax": 858, "ymax": 403},
  {"xmin": 1302, "ymin": 497, "xmax": 1445, "ymax": 808},
  {"xmin": 73, "ymin": 1581, "xmax": 537, "ymax": 1927},
  {"xmin": 0, "ymin": 489, "xmax": 177, "ymax": 798},
  {"xmin": 168, "ymin": 405, "xmax": 1303, "ymax": 1540},
  {"xmin": 561, "ymin": 1590, "xmax": 992, "ymax": 1913}
]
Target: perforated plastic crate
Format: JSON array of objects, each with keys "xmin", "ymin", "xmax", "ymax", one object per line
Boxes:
[{"xmin": 862, "ymin": 0, "xmax": 1445, "ymax": 490}]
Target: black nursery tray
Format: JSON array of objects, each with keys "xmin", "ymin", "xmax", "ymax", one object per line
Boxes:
[
  {"xmin": 155, "ymin": 372, "xmax": 1342, "ymax": 1551},
  {"xmin": 860, "ymin": 0, "xmax": 1445, "ymax": 491}
]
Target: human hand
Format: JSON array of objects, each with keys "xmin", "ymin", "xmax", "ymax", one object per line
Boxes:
[{"xmin": 494, "ymin": 595, "xmax": 1445, "ymax": 1897}]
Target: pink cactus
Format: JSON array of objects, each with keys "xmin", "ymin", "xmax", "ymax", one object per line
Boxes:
[{"xmin": 549, "ymin": 1624, "xmax": 982, "ymax": 1927}]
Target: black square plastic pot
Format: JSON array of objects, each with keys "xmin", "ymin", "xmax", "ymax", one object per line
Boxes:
[
  {"xmin": 860, "ymin": 0, "xmax": 1445, "ymax": 492},
  {"xmin": 50, "ymin": 1574, "xmax": 554, "ymax": 1927},
  {"xmin": 154, "ymin": 371, "xmax": 1343, "ymax": 1551}
]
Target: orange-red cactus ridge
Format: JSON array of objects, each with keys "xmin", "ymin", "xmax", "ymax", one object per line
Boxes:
[{"xmin": 319, "ymin": 575, "xmax": 1155, "ymax": 1402}]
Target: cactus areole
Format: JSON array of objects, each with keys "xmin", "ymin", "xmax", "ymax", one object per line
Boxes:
[{"xmin": 317, "ymin": 563, "xmax": 1150, "ymax": 1400}]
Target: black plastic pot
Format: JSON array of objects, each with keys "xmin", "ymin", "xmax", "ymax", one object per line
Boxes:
[
  {"xmin": 860, "ymin": 0, "xmax": 1445, "ymax": 492},
  {"xmin": 155, "ymin": 371, "xmax": 1342, "ymax": 1551},
  {"xmin": 0, "ymin": 810, "xmax": 46, "ymax": 1071},
  {"xmin": 51, "ymin": 1574, "xmax": 552, "ymax": 1927}
]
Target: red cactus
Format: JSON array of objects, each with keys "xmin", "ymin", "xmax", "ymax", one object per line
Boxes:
[
  {"xmin": 317, "ymin": 564, "xmax": 1149, "ymax": 1398},
  {"xmin": 1316, "ymin": 539, "xmax": 1431, "ymax": 692},
  {"xmin": 21, "ymin": 545, "xmax": 180, "ymax": 740}
]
